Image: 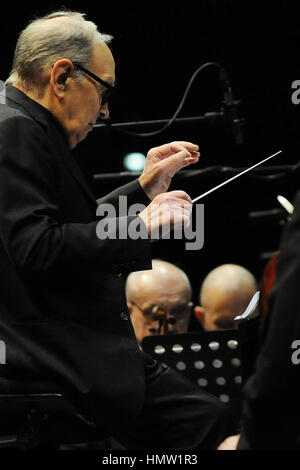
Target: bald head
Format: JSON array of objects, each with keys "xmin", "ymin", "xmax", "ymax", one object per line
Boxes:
[
  {"xmin": 195, "ymin": 264, "xmax": 258, "ymax": 331},
  {"xmin": 126, "ymin": 260, "xmax": 192, "ymax": 303},
  {"xmin": 126, "ymin": 260, "xmax": 192, "ymax": 344}
]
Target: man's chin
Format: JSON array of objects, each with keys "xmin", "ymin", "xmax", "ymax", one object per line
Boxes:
[
  {"xmin": 68, "ymin": 139, "xmax": 77, "ymax": 150},
  {"xmin": 69, "ymin": 130, "xmax": 89, "ymax": 149}
]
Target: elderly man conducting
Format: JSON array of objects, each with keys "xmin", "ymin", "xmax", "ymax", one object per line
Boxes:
[{"xmin": 0, "ymin": 10, "xmax": 233, "ymax": 449}]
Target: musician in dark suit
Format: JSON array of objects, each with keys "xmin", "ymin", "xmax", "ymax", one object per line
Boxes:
[
  {"xmin": 217, "ymin": 198, "xmax": 300, "ymax": 450},
  {"xmin": 0, "ymin": 10, "xmax": 233, "ymax": 449},
  {"xmin": 232, "ymin": 189, "xmax": 300, "ymax": 449}
]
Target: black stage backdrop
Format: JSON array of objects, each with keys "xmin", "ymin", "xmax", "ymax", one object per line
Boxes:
[{"xmin": 1, "ymin": 1, "xmax": 300, "ymax": 325}]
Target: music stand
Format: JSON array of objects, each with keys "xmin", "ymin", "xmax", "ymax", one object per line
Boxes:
[{"xmin": 142, "ymin": 329, "xmax": 243, "ymax": 418}]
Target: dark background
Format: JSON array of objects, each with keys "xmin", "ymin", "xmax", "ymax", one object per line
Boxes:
[{"xmin": 2, "ymin": 1, "xmax": 300, "ymax": 325}]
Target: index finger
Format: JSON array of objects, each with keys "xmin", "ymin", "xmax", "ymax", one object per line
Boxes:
[
  {"xmin": 150, "ymin": 141, "xmax": 199, "ymax": 159},
  {"xmin": 169, "ymin": 190, "xmax": 192, "ymax": 203},
  {"xmin": 173, "ymin": 141, "xmax": 199, "ymax": 152}
]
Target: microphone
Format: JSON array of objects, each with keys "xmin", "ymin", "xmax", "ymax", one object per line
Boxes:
[{"xmin": 219, "ymin": 68, "xmax": 245, "ymax": 145}]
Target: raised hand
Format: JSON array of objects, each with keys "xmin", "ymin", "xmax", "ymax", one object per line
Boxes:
[
  {"xmin": 138, "ymin": 190, "xmax": 192, "ymax": 239},
  {"xmin": 138, "ymin": 141, "xmax": 200, "ymax": 200}
]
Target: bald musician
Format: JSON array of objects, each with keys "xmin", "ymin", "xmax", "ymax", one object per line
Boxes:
[
  {"xmin": 126, "ymin": 259, "xmax": 193, "ymax": 345},
  {"xmin": 194, "ymin": 264, "xmax": 258, "ymax": 330}
]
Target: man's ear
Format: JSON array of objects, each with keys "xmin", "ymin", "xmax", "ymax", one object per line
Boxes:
[
  {"xmin": 194, "ymin": 306, "xmax": 205, "ymax": 326},
  {"xmin": 57, "ymin": 72, "xmax": 70, "ymax": 86},
  {"xmin": 50, "ymin": 60, "xmax": 73, "ymax": 98}
]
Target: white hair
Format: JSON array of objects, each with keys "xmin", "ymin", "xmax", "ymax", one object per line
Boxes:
[{"xmin": 6, "ymin": 10, "xmax": 113, "ymax": 92}]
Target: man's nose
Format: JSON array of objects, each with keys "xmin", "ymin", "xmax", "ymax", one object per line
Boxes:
[
  {"xmin": 164, "ymin": 314, "xmax": 177, "ymax": 333},
  {"xmin": 148, "ymin": 320, "xmax": 160, "ymax": 335},
  {"xmin": 98, "ymin": 103, "xmax": 109, "ymax": 120}
]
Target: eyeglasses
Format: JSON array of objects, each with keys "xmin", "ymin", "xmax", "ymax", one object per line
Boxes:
[
  {"xmin": 131, "ymin": 302, "xmax": 178, "ymax": 324},
  {"xmin": 74, "ymin": 63, "xmax": 114, "ymax": 105}
]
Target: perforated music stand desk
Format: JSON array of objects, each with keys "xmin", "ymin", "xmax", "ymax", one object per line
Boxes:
[{"xmin": 142, "ymin": 329, "xmax": 243, "ymax": 415}]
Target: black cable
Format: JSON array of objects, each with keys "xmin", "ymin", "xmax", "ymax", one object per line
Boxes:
[
  {"xmin": 113, "ymin": 62, "xmax": 222, "ymax": 137},
  {"xmin": 93, "ymin": 165, "xmax": 298, "ymax": 182}
]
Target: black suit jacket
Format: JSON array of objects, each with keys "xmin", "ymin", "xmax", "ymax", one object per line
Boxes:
[
  {"xmin": 0, "ymin": 85, "xmax": 152, "ymax": 430},
  {"xmin": 238, "ymin": 190, "xmax": 300, "ymax": 449}
]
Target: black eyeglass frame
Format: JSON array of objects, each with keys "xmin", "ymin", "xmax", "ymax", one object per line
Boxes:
[
  {"xmin": 73, "ymin": 63, "xmax": 114, "ymax": 105},
  {"xmin": 131, "ymin": 301, "xmax": 178, "ymax": 325}
]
